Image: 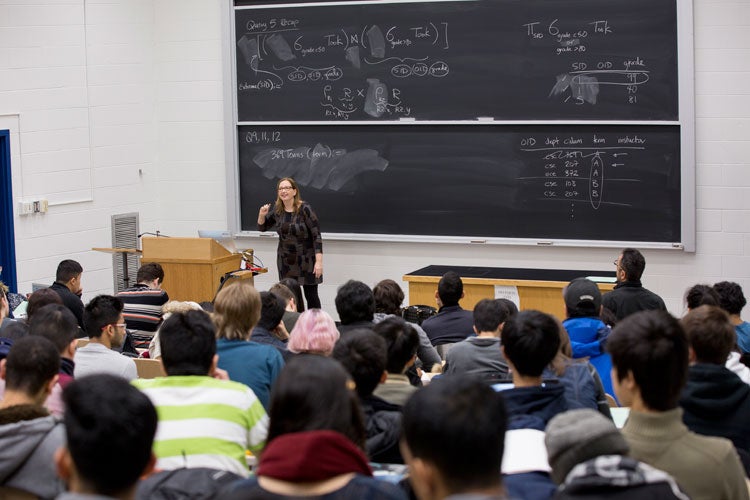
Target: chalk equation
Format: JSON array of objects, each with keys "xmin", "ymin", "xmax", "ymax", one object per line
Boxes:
[
  {"xmin": 522, "ymin": 18, "xmax": 651, "ymax": 106},
  {"xmin": 235, "ymin": 0, "xmax": 678, "ymax": 121},
  {"xmin": 237, "ymin": 17, "xmax": 450, "ymax": 119},
  {"xmin": 517, "ymin": 133, "xmax": 646, "ymax": 219}
]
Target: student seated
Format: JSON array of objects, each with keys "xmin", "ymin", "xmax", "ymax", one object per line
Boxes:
[
  {"xmin": 133, "ymin": 310, "xmax": 268, "ymax": 477},
  {"xmin": 373, "ymin": 279, "xmax": 440, "ymax": 372},
  {"xmin": 679, "ymin": 305, "xmax": 750, "ymax": 454},
  {"xmin": 28, "ymin": 304, "xmax": 79, "ymax": 416},
  {"xmin": 714, "ymin": 281, "xmax": 750, "ymax": 353},
  {"xmin": 58, "ymin": 374, "xmax": 157, "ymax": 499},
  {"xmin": 373, "ymin": 317, "xmax": 421, "ymax": 406},
  {"xmin": 561, "ymin": 278, "xmax": 614, "ymax": 396},
  {"xmin": 335, "ymin": 280, "xmax": 376, "ymax": 336},
  {"xmin": 608, "ymin": 310, "xmax": 749, "ymax": 500},
  {"xmin": 0, "ymin": 336, "xmax": 65, "ymax": 498},
  {"xmin": 443, "ymin": 298, "xmax": 512, "ymax": 380},
  {"xmin": 221, "ymin": 355, "xmax": 406, "ymax": 500},
  {"xmin": 332, "ymin": 329, "xmax": 403, "ymax": 464},
  {"xmin": 213, "ymin": 282, "xmax": 284, "ymax": 411},
  {"xmin": 287, "ymin": 308, "xmax": 339, "ymax": 356},
  {"xmin": 401, "ymin": 377, "xmax": 507, "ymax": 500},
  {"xmin": 421, "ymin": 271, "xmax": 474, "ymax": 346},
  {"xmin": 251, "ymin": 291, "xmax": 290, "ymax": 356},
  {"xmin": 545, "ymin": 409, "xmax": 687, "ymax": 499},
  {"xmin": 74, "ymin": 295, "xmax": 137, "ymax": 381},
  {"xmin": 685, "ymin": 283, "xmax": 750, "ymax": 383},
  {"xmin": 500, "ymin": 310, "xmax": 568, "ymax": 499}
]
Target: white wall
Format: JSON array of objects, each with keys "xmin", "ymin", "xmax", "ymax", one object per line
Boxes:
[
  {"xmin": 2, "ymin": 0, "xmax": 158, "ymax": 303},
  {"xmin": 4, "ymin": 0, "xmax": 749, "ymax": 320}
]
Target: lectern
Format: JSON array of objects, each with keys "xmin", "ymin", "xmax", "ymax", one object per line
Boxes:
[{"xmin": 140, "ymin": 237, "xmax": 252, "ymax": 302}]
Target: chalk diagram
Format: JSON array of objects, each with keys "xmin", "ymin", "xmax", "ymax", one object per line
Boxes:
[{"xmin": 237, "ymin": 21, "xmax": 450, "ymax": 118}]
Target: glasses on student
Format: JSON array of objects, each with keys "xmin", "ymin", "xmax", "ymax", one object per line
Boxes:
[
  {"xmin": 278, "ymin": 186, "xmax": 295, "ymax": 191},
  {"xmin": 613, "ymin": 259, "xmax": 619, "ymax": 266},
  {"xmin": 111, "ymin": 323, "xmax": 127, "ymax": 330}
]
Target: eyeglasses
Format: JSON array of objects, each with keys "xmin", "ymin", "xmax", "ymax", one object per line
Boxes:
[
  {"xmin": 110, "ymin": 323, "xmax": 127, "ymax": 330},
  {"xmin": 278, "ymin": 186, "xmax": 295, "ymax": 191},
  {"xmin": 613, "ymin": 259, "xmax": 619, "ymax": 266}
]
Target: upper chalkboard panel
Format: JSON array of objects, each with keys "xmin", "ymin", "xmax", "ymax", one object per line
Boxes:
[{"xmin": 235, "ymin": 0, "xmax": 678, "ymax": 121}]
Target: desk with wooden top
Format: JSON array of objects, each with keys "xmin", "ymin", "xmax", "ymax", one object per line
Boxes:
[{"xmin": 403, "ymin": 265, "xmax": 616, "ymax": 320}]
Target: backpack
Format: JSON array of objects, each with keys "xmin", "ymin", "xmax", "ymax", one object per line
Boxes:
[
  {"xmin": 401, "ymin": 305, "xmax": 437, "ymax": 325},
  {"xmin": 136, "ymin": 468, "xmax": 243, "ymax": 500}
]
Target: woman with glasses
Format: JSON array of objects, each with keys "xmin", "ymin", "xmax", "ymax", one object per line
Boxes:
[{"xmin": 258, "ymin": 177, "xmax": 324, "ymax": 309}]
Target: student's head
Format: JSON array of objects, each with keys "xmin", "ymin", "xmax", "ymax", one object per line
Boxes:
[
  {"xmin": 278, "ymin": 278, "xmax": 304, "ymax": 312},
  {"xmin": 332, "ymin": 329, "xmax": 387, "ymax": 398},
  {"xmin": 545, "ymin": 409, "xmax": 629, "ymax": 484},
  {"xmin": 684, "ymin": 284, "xmax": 721, "ymax": 311},
  {"xmin": 373, "ymin": 316, "xmax": 419, "ymax": 374},
  {"xmin": 56, "ymin": 259, "xmax": 83, "ymax": 292},
  {"xmin": 615, "ymin": 248, "xmax": 646, "ymax": 282},
  {"xmin": 83, "ymin": 295, "xmax": 125, "ymax": 346},
  {"xmin": 267, "ymin": 355, "xmax": 365, "ymax": 449},
  {"xmin": 473, "ymin": 298, "xmax": 512, "ymax": 334},
  {"xmin": 681, "ymin": 305, "xmax": 735, "ymax": 365},
  {"xmin": 26, "ymin": 288, "xmax": 63, "ymax": 324},
  {"xmin": 373, "ymin": 279, "xmax": 405, "ymax": 315},
  {"xmin": 564, "ymin": 278, "xmax": 602, "ymax": 318},
  {"xmin": 269, "ymin": 283, "xmax": 296, "ymax": 310},
  {"xmin": 60, "ymin": 374, "xmax": 157, "ymax": 497},
  {"xmin": 136, "ymin": 262, "xmax": 164, "ymax": 288},
  {"xmin": 401, "ymin": 377, "xmax": 506, "ymax": 499},
  {"xmin": 1, "ymin": 336, "xmax": 60, "ymax": 401},
  {"xmin": 437, "ymin": 271, "xmax": 463, "ymax": 306},
  {"xmin": 257, "ymin": 291, "xmax": 286, "ymax": 331},
  {"xmin": 29, "ymin": 304, "xmax": 78, "ymax": 356},
  {"xmin": 501, "ymin": 310, "xmax": 560, "ymax": 377},
  {"xmin": 713, "ymin": 281, "xmax": 747, "ymax": 316},
  {"xmin": 287, "ymin": 308, "xmax": 339, "ymax": 356},
  {"xmin": 213, "ymin": 282, "xmax": 261, "ymax": 340},
  {"xmin": 159, "ymin": 310, "xmax": 217, "ymax": 376},
  {"xmin": 335, "ymin": 280, "xmax": 375, "ymax": 325},
  {"xmin": 2, "ymin": 321, "xmax": 28, "ymax": 342},
  {"xmin": 497, "ymin": 298, "xmax": 519, "ymax": 317},
  {"xmin": 607, "ymin": 310, "xmax": 688, "ymax": 411}
]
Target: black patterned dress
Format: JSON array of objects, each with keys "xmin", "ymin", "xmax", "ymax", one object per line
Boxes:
[{"xmin": 258, "ymin": 202, "xmax": 323, "ymax": 286}]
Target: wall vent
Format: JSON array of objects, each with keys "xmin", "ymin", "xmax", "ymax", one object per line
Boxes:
[{"xmin": 111, "ymin": 212, "xmax": 140, "ymax": 293}]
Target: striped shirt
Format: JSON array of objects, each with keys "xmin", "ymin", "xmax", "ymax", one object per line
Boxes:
[
  {"xmin": 132, "ymin": 376, "xmax": 268, "ymax": 477},
  {"xmin": 117, "ymin": 284, "xmax": 169, "ymax": 332}
]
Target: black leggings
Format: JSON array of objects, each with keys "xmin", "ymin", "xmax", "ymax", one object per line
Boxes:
[{"xmin": 303, "ymin": 284, "xmax": 321, "ymax": 309}]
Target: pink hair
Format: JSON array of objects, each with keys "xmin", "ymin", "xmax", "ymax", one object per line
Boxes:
[{"xmin": 288, "ymin": 309, "xmax": 340, "ymax": 356}]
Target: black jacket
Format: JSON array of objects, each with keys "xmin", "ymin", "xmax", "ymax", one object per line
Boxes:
[
  {"xmin": 49, "ymin": 281, "xmax": 85, "ymax": 332},
  {"xmin": 360, "ymin": 394, "xmax": 403, "ymax": 464},
  {"xmin": 680, "ymin": 363, "xmax": 750, "ymax": 453},
  {"xmin": 421, "ymin": 305, "xmax": 474, "ymax": 346},
  {"xmin": 601, "ymin": 280, "xmax": 666, "ymax": 321}
]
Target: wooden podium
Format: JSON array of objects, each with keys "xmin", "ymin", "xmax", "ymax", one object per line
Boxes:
[{"xmin": 140, "ymin": 237, "xmax": 253, "ymax": 302}]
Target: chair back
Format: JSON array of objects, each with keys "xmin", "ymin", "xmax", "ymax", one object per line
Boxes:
[{"xmin": 134, "ymin": 358, "xmax": 166, "ymax": 379}]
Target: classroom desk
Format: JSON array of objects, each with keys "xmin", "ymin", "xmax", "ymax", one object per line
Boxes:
[{"xmin": 403, "ymin": 265, "xmax": 616, "ymax": 320}]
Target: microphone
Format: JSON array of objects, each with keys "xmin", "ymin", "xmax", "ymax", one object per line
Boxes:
[{"xmin": 138, "ymin": 231, "xmax": 170, "ymax": 238}]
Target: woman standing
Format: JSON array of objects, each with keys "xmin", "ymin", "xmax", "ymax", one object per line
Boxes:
[{"xmin": 258, "ymin": 177, "xmax": 323, "ymax": 309}]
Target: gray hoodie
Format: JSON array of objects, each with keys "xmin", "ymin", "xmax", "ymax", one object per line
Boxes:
[{"xmin": 0, "ymin": 406, "xmax": 66, "ymax": 499}]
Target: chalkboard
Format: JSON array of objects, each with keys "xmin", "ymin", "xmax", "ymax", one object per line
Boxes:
[
  {"xmin": 238, "ymin": 125, "xmax": 681, "ymax": 243},
  {"xmin": 235, "ymin": 0, "xmax": 678, "ymax": 121}
]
